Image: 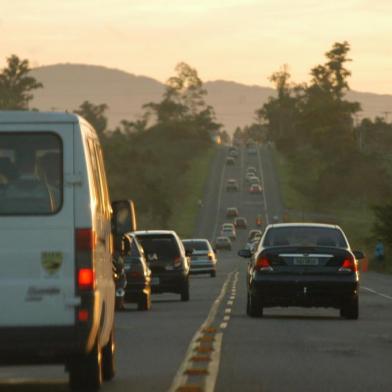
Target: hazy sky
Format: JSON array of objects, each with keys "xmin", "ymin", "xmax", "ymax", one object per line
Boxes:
[{"xmin": 1, "ymin": 0, "xmax": 391, "ymax": 94}]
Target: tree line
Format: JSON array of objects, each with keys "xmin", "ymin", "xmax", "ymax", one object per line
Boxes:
[
  {"xmin": 234, "ymin": 42, "xmax": 392, "ymax": 261},
  {"xmin": 0, "ymin": 57, "xmax": 223, "ymax": 227}
]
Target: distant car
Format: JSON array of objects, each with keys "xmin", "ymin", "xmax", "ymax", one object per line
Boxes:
[
  {"xmin": 226, "ymin": 207, "xmax": 239, "ymax": 218},
  {"xmin": 247, "ymin": 166, "xmax": 257, "ymax": 174},
  {"xmin": 123, "ymin": 234, "xmax": 152, "ymax": 311},
  {"xmin": 239, "ymin": 223, "xmax": 362, "ymax": 319},
  {"xmin": 249, "ymin": 183, "xmax": 263, "ymax": 193},
  {"xmin": 248, "ymin": 229, "xmax": 262, "ymax": 241},
  {"xmin": 215, "ymin": 236, "xmax": 232, "ymax": 250},
  {"xmin": 234, "ymin": 217, "xmax": 248, "ymax": 229},
  {"xmin": 134, "ymin": 230, "xmax": 191, "ymax": 301},
  {"xmin": 221, "ymin": 223, "xmax": 236, "ymax": 240},
  {"xmin": 248, "ymin": 176, "xmax": 261, "ymax": 185},
  {"xmin": 226, "ymin": 157, "xmax": 235, "ymax": 165},
  {"xmin": 183, "ymin": 239, "xmax": 217, "ymax": 278},
  {"xmin": 226, "ymin": 179, "xmax": 239, "ymax": 192},
  {"xmin": 272, "ymin": 215, "xmax": 280, "ymax": 223},
  {"xmin": 229, "ymin": 149, "xmax": 239, "ymax": 158},
  {"xmin": 247, "ymin": 146, "xmax": 258, "ymax": 155}
]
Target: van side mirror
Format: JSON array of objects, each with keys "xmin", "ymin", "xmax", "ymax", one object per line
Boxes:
[
  {"xmin": 353, "ymin": 250, "xmax": 364, "ymax": 260},
  {"xmin": 112, "ymin": 200, "xmax": 137, "ymax": 253},
  {"xmin": 238, "ymin": 249, "xmax": 251, "ymax": 258}
]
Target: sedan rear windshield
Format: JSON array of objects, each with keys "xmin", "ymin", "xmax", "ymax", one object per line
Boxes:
[
  {"xmin": 136, "ymin": 234, "xmax": 180, "ymax": 260},
  {"xmin": 183, "ymin": 240, "xmax": 209, "ymax": 251},
  {"xmin": 263, "ymin": 226, "xmax": 348, "ymax": 248},
  {"xmin": 0, "ymin": 133, "xmax": 62, "ymax": 215}
]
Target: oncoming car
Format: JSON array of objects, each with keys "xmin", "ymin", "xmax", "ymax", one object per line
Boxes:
[{"xmin": 239, "ymin": 223, "xmax": 363, "ymax": 319}]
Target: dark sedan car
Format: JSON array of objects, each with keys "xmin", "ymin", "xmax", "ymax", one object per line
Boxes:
[
  {"xmin": 239, "ymin": 223, "xmax": 362, "ymax": 319},
  {"xmin": 123, "ymin": 233, "xmax": 152, "ymax": 311},
  {"xmin": 134, "ymin": 230, "xmax": 191, "ymax": 301}
]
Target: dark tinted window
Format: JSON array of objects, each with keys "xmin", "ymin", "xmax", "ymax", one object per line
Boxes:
[
  {"xmin": 263, "ymin": 226, "xmax": 348, "ymax": 248},
  {"xmin": 0, "ymin": 133, "xmax": 62, "ymax": 215},
  {"xmin": 136, "ymin": 234, "xmax": 180, "ymax": 260},
  {"xmin": 183, "ymin": 240, "xmax": 209, "ymax": 251}
]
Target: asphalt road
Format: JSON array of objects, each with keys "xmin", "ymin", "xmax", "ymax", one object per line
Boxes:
[{"xmin": 1, "ymin": 145, "xmax": 392, "ymax": 392}]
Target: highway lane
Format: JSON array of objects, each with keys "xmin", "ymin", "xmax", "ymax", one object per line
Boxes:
[{"xmin": 1, "ymin": 144, "xmax": 392, "ymax": 392}]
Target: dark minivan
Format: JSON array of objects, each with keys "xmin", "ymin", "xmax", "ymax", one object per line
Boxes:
[{"xmin": 133, "ymin": 230, "xmax": 191, "ymax": 301}]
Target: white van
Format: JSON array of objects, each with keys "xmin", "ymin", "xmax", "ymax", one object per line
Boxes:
[{"xmin": 0, "ymin": 111, "xmax": 134, "ymax": 390}]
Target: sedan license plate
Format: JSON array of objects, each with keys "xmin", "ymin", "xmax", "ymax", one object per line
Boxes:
[
  {"xmin": 151, "ymin": 277, "xmax": 160, "ymax": 285},
  {"xmin": 293, "ymin": 257, "xmax": 319, "ymax": 266}
]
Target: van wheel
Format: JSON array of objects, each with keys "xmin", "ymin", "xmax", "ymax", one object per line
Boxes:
[
  {"xmin": 181, "ymin": 280, "xmax": 190, "ymax": 302},
  {"xmin": 138, "ymin": 292, "xmax": 151, "ymax": 311},
  {"xmin": 210, "ymin": 270, "xmax": 216, "ymax": 278},
  {"xmin": 69, "ymin": 339, "xmax": 102, "ymax": 391},
  {"xmin": 102, "ymin": 329, "xmax": 116, "ymax": 381}
]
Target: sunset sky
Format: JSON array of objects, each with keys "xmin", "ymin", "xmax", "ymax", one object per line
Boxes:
[{"xmin": 1, "ymin": 0, "xmax": 391, "ymax": 94}]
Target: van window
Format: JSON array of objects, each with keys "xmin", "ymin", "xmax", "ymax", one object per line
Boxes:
[{"xmin": 0, "ymin": 132, "xmax": 62, "ymax": 215}]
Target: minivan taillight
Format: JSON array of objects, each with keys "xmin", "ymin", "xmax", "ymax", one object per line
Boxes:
[
  {"xmin": 255, "ymin": 254, "xmax": 274, "ymax": 272},
  {"xmin": 78, "ymin": 268, "xmax": 95, "ymax": 290},
  {"xmin": 174, "ymin": 256, "xmax": 182, "ymax": 268},
  {"xmin": 339, "ymin": 255, "xmax": 357, "ymax": 273},
  {"xmin": 76, "ymin": 228, "xmax": 96, "ymax": 251}
]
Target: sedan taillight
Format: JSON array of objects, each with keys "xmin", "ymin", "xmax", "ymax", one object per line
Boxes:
[
  {"xmin": 255, "ymin": 254, "xmax": 274, "ymax": 272},
  {"xmin": 339, "ymin": 255, "xmax": 357, "ymax": 272}
]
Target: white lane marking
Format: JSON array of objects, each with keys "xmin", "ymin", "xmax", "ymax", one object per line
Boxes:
[
  {"xmin": 361, "ymin": 286, "xmax": 392, "ymax": 300},
  {"xmin": 212, "ymin": 150, "xmax": 227, "ymax": 239},
  {"xmin": 230, "ymin": 296, "xmax": 235, "ymax": 300},
  {"xmin": 224, "ymin": 308, "xmax": 232, "ymax": 314},
  {"xmin": 223, "ymin": 315, "xmax": 230, "ymax": 322},
  {"xmin": 168, "ymin": 271, "xmax": 234, "ymax": 392},
  {"xmin": 205, "ymin": 333, "xmax": 223, "ymax": 392},
  {"xmin": 227, "ymin": 300, "xmax": 234, "ymax": 305},
  {"xmin": 257, "ymin": 145, "xmax": 269, "ymax": 225},
  {"xmin": 220, "ymin": 322, "xmax": 228, "ymax": 329}
]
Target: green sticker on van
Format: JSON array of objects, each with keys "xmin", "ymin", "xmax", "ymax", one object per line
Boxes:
[{"xmin": 41, "ymin": 252, "xmax": 63, "ymax": 275}]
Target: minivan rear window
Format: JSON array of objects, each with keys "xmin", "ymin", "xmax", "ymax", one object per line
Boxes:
[
  {"xmin": 136, "ymin": 234, "xmax": 180, "ymax": 262},
  {"xmin": 0, "ymin": 133, "xmax": 62, "ymax": 215}
]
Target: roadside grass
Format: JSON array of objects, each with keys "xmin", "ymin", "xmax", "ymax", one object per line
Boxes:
[
  {"xmin": 273, "ymin": 149, "xmax": 379, "ymax": 263},
  {"xmin": 168, "ymin": 146, "xmax": 216, "ymax": 238}
]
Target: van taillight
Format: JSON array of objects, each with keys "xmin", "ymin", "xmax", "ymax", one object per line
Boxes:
[
  {"xmin": 78, "ymin": 268, "xmax": 95, "ymax": 290},
  {"xmin": 174, "ymin": 256, "xmax": 182, "ymax": 267},
  {"xmin": 339, "ymin": 255, "xmax": 357, "ymax": 272},
  {"xmin": 255, "ymin": 255, "xmax": 274, "ymax": 272},
  {"xmin": 76, "ymin": 228, "xmax": 96, "ymax": 251}
]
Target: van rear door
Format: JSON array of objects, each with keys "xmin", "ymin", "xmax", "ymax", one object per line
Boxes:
[{"xmin": 0, "ymin": 123, "xmax": 76, "ymax": 327}]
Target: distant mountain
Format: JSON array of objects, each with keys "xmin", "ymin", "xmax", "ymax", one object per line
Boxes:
[{"xmin": 31, "ymin": 64, "xmax": 392, "ymax": 133}]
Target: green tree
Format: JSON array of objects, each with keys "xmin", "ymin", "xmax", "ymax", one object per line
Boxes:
[
  {"xmin": 74, "ymin": 101, "xmax": 108, "ymax": 138},
  {"xmin": 0, "ymin": 54, "xmax": 43, "ymax": 110},
  {"xmin": 373, "ymin": 203, "xmax": 392, "ymax": 248}
]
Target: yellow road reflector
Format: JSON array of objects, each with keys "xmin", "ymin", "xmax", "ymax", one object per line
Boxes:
[
  {"xmin": 195, "ymin": 345, "xmax": 213, "ymax": 353},
  {"xmin": 184, "ymin": 368, "xmax": 209, "ymax": 376},
  {"xmin": 176, "ymin": 384, "xmax": 203, "ymax": 392},
  {"xmin": 202, "ymin": 327, "xmax": 217, "ymax": 334},
  {"xmin": 198, "ymin": 336, "xmax": 215, "ymax": 342}
]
